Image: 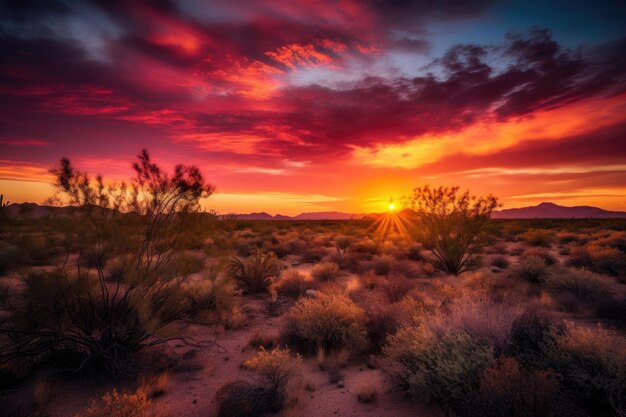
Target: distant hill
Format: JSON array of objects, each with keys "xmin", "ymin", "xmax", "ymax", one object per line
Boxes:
[
  {"xmin": 5, "ymin": 201, "xmax": 625, "ymax": 220},
  {"xmin": 234, "ymin": 211, "xmax": 371, "ymax": 220},
  {"xmin": 492, "ymin": 202, "xmax": 626, "ymax": 219}
]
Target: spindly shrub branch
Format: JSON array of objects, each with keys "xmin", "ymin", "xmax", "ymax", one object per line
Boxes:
[{"xmin": 405, "ymin": 185, "xmax": 499, "ymax": 275}]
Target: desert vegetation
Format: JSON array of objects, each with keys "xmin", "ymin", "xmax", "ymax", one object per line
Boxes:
[{"xmin": 1, "ymin": 158, "xmax": 625, "ymax": 417}]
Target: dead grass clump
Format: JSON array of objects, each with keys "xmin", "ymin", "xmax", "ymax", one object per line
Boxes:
[
  {"xmin": 523, "ymin": 229, "xmax": 553, "ymax": 247},
  {"xmin": 79, "ymin": 387, "xmax": 155, "ymax": 417},
  {"xmin": 284, "ymin": 292, "xmax": 367, "ymax": 355},
  {"xmin": 310, "ymin": 261, "xmax": 340, "ymax": 282},
  {"xmin": 371, "ymin": 255, "xmax": 393, "ymax": 275},
  {"xmin": 356, "ymin": 381, "xmax": 378, "ymax": 403},
  {"xmin": 511, "ymin": 256, "xmax": 549, "ymax": 283},
  {"xmin": 522, "ymin": 248, "xmax": 558, "ymax": 266},
  {"xmin": 380, "ymin": 275, "xmax": 414, "ymax": 302},
  {"xmin": 275, "ymin": 269, "xmax": 313, "ymax": 297},
  {"xmin": 248, "ymin": 332, "xmax": 279, "ymax": 350},
  {"xmin": 359, "ymin": 270, "xmax": 379, "ymax": 289}
]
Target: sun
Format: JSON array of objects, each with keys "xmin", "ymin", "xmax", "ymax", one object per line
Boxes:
[{"xmin": 388, "ymin": 202, "xmax": 396, "ymax": 211}]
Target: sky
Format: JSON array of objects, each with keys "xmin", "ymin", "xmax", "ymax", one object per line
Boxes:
[{"xmin": 1, "ymin": 0, "xmax": 626, "ymax": 215}]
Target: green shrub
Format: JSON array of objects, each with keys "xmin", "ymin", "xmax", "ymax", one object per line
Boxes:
[
  {"xmin": 284, "ymin": 292, "xmax": 367, "ymax": 354},
  {"xmin": 511, "ymin": 256, "xmax": 549, "ymax": 283},
  {"xmin": 385, "ymin": 325, "xmax": 494, "ymax": 411},
  {"xmin": 310, "ymin": 261, "xmax": 340, "ymax": 282},
  {"xmin": 540, "ymin": 322, "xmax": 626, "ymax": 416},
  {"xmin": 229, "ymin": 249, "xmax": 281, "ymax": 294}
]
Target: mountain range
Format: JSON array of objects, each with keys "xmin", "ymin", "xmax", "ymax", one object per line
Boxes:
[{"xmin": 4, "ymin": 201, "xmax": 626, "ymax": 220}]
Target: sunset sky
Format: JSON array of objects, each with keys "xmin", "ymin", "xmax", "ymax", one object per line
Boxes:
[{"xmin": 1, "ymin": 0, "xmax": 626, "ymax": 215}]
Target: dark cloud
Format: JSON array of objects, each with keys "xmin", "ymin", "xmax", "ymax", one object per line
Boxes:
[{"xmin": 1, "ymin": 2, "xmax": 625, "ymax": 164}]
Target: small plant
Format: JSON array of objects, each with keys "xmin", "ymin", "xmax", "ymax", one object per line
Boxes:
[
  {"xmin": 229, "ymin": 249, "xmax": 281, "ymax": 294},
  {"xmin": 284, "ymin": 292, "xmax": 367, "ymax": 354},
  {"xmin": 405, "ymin": 185, "xmax": 499, "ymax": 275},
  {"xmin": 310, "ymin": 261, "xmax": 340, "ymax": 282},
  {"xmin": 79, "ymin": 387, "xmax": 155, "ymax": 417},
  {"xmin": 356, "ymin": 381, "xmax": 378, "ymax": 403},
  {"xmin": 511, "ymin": 256, "xmax": 549, "ymax": 283},
  {"xmin": 243, "ymin": 347, "xmax": 302, "ymax": 410},
  {"xmin": 217, "ymin": 348, "xmax": 302, "ymax": 417}
]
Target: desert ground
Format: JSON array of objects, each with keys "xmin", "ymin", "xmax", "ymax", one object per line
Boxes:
[{"xmin": 1, "ymin": 207, "xmax": 625, "ymax": 417}]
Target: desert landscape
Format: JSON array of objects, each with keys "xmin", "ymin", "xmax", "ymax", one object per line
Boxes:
[
  {"xmin": 1, "ymin": 154, "xmax": 626, "ymax": 417},
  {"xmin": 2, "ymin": 1, "xmax": 626, "ymax": 416}
]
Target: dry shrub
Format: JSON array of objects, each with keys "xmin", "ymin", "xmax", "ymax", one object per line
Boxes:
[
  {"xmin": 356, "ymin": 381, "xmax": 378, "ymax": 403},
  {"xmin": 243, "ymin": 348, "xmax": 302, "ymax": 411},
  {"xmin": 310, "ymin": 261, "xmax": 340, "ymax": 282},
  {"xmin": 372, "ymin": 255, "xmax": 393, "ymax": 275},
  {"xmin": 439, "ymin": 296, "xmax": 522, "ymax": 354},
  {"xmin": 284, "ymin": 292, "xmax": 367, "ymax": 355},
  {"xmin": 511, "ymin": 256, "xmax": 549, "ymax": 283},
  {"xmin": 79, "ymin": 387, "xmax": 155, "ymax": 417},
  {"xmin": 364, "ymin": 297, "xmax": 417, "ymax": 353},
  {"xmin": 522, "ymin": 248, "xmax": 558, "ymax": 266},
  {"xmin": 567, "ymin": 245, "xmax": 626, "ymax": 278},
  {"xmin": 475, "ymin": 357, "xmax": 563, "ymax": 417},
  {"xmin": 506, "ymin": 309, "xmax": 555, "ymax": 363},
  {"xmin": 385, "ymin": 325, "xmax": 494, "ymax": 411},
  {"xmin": 545, "ymin": 268, "xmax": 613, "ymax": 304},
  {"xmin": 359, "ymin": 270, "xmax": 379, "ymax": 289},
  {"xmin": 229, "ymin": 249, "xmax": 281, "ymax": 294},
  {"xmin": 216, "ymin": 381, "xmax": 269, "ymax": 417},
  {"xmin": 540, "ymin": 322, "xmax": 626, "ymax": 416},
  {"xmin": 524, "ymin": 229, "xmax": 553, "ymax": 247},
  {"xmin": 247, "ymin": 332, "xmax": 279, "ymax": 350},
  {"xmin": 189, "ymin": 272, "xmax": 242, "ymax": 325},
  {"xmin": 275, "ymin": 270, "xmax": 313, "ymax": 297},
  {"xmin": 380, "ymin": 275, "xmax": 414, "ymax": 302}
]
